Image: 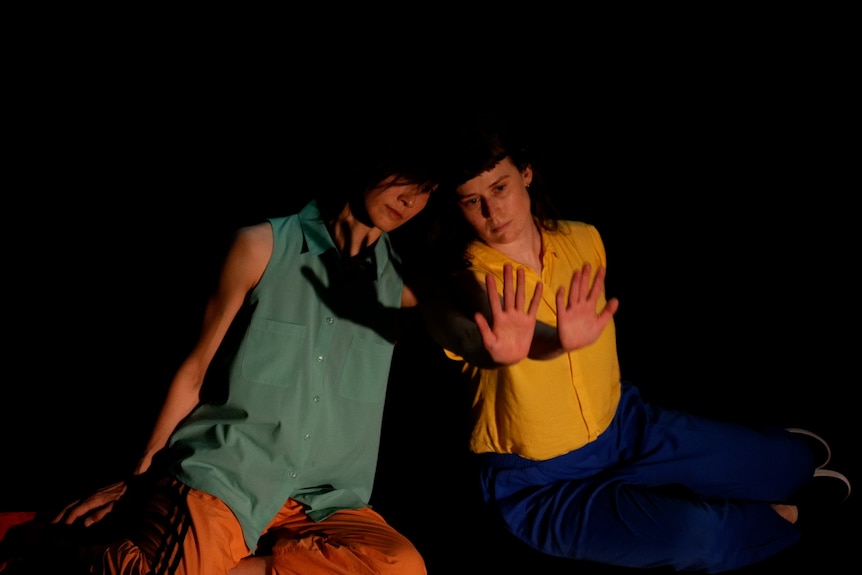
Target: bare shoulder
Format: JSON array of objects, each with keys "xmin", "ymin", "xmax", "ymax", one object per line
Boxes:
[
  {"xmin": 231, "ymin": 222, "xmax": 274, "ymax": 256},
  {"xmin": 234, "ymin": 221, "xmax": 273, "ymax": 243},
  {"xmin": 221, "ymin": 222, "xmax": 274, "ymax": 287}
]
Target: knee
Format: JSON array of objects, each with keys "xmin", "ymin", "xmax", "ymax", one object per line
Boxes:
[
  {"xmin": 270, "ymin": 535, "xmax": 426, "ymax": 575},
  {"xmin": 380, "ymin": 541, "xmax": 426, "ymax": 575}
]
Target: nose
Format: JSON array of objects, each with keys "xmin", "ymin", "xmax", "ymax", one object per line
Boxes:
[
  {"xmin": 399, "ymin": 190, "xmax": 416, "ymax": 208},
  {"xmin": 481, "ymin": 198, "xmax": 497, "ymax": 219}
]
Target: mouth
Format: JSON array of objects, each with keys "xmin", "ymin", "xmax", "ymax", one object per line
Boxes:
[
  {"xmin": 386, "ymin": 205, "xmax": 404, "ymax": 220},
  {"xmin": 489, "ymin": 220, "xmax": 509, "ymax": 235}
]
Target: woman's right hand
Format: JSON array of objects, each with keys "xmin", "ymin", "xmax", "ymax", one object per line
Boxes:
[
  {"xmin": 52, "ymin": 479, "xmax": 128, "ymax": 527},
  {"xmin": 477, "ymin": 264, "xmax": 543, "ymax": 365}
]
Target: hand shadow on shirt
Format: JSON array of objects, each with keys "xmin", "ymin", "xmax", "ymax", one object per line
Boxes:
[{"xmin": 300, "ymin": 252, "xmax": 401, "ymax": 343}]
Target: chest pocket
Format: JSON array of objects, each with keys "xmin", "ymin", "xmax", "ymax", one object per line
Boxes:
[
  {"xmin": 336, "ymin": 336, "xmax": 394, "ymax": 403},
  {"xmin": 241, "ymin": 318, "xmax": 307, "ymax": 387}
]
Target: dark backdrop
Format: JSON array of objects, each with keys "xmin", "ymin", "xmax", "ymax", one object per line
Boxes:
[{"xmin": 2, "ymin": 29, "xmax": 858, "ymax": 573}]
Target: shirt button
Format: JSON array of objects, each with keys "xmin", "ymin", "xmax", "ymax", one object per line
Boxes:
[
  {"xmin": 317, "ymin": 355, "xmax": 324, "ymax": 363},
  {"xmin": 289, "ymin": 471, "xmax": 297, "ymax": 479},
  {"xmin": 313, "ymin": 396, "xmax": 321, "ymax": 403},
  {"xmin": 326, "ymin": 317, "xmax": 334, "ymax": 324},
  {"xmin": 303, "ymin": 434, "xmax": 311, "ymax": 441}
]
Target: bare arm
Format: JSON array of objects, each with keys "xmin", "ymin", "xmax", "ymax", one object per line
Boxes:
[
  {"xmin": 53, "ymin": 223, "xmax": 273, "ymax": 526},
  {"xmin": 401, "ymin": 283, "xmax": 419, "ymax": 308}
]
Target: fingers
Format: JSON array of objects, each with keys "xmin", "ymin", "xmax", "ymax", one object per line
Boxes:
[
  {"xmin": 52, "ymin": 498, "xmax": 81, "ymax": 524},
  {"xmin": 513, "ymin": 266, "xmax": 525, "ymax": 312},
  {"xmin": 527, "ymin": 281, "xmax": 543, "ymax": 317},
  {"xmin": 54, "ymin": 501, "xmax": 91, "ymax": 526},
  {"xmin": 492, "ymin": 264, "xmax": 608, "ymax": 316},
  {"xmin": 501, "ymin": 264, "xmax": 515, "ymax": 310},
  {"xmin": 54, "ymin": 497, "xmax": 100, "ymax": 525},
  {"xmin": 564, "ymin": 264, "xmax": 613, "ymax": 309},
  {"xmin": 486, "ymin": 264, "xmax": 540, "ymax": 317},
  {"xmin": 577, "ymin": 263, "xmax": 592, "ymax": 301},
  {"xmin": 556, "ymin": 284, "xmax": 567, "ymax": 315},
  {"xmin": 474, "ymin": 311, "xmax": 494, "ymax": 345},
  {"xmin": 478, "ymin": 267, "xmax": 541, "ymax": 365},
  {"xmin": 52, "ymin": 480, "xmax": 128, "ymax": 526},
  {"xmin": 485, "ymin": 272, "xmax": 501, "ymax": 316},
  {"xmin": 563, "ymin": 264, "xmax": 589, "ymax": 309},
  {"xmin": 590, "ymin": 265, "xmax": 606, "ymax": 299},
  {"xmin": 603, "ymin": 297, "xmax": 620, "ymax": 317},
  {"xmin": 83, "ymin": 503, "xmax": 115, "ymax": 527}
]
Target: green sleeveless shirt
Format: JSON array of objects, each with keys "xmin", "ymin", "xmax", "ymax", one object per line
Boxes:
[{"xmin": 168, "ymin": 200, "xmax": 404, "ymax": 550}]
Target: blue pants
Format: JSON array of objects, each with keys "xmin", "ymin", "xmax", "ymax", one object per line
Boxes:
[{"xmin": 475, "ymin": 382, "xmax": 816, "ymax": 573}]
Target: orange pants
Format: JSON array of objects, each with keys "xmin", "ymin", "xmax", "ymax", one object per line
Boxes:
[{"xmin": 100, "ymin": 477, "xmax": 426, "ymax": 575}]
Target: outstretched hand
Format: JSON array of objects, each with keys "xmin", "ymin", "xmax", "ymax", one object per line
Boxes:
[
  {"xmin": 475, "ymin": 264, "xmax": 543, "ymax": 365},
  {"xmin": 556, "ymin": 263, "xmax": 619, "ymax": 352},
  {"xmin": 52, "ymin": 479, "xmax": 128, "ymax": 527}
]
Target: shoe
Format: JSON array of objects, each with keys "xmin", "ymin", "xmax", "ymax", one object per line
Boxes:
[
  {"xmin": 791, "ymin": 468, "xmax": 852, "ymax": 508},
  {"xmin": 786, "ymin": 427, "xmax": 831, "ymax": 469},
  {"xmin": 812, "ymin": 468, "xmax": 852, "ymax": 503}
]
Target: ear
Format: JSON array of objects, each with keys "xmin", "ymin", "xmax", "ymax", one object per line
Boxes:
[{"xmin": 523, "ymin": 164, "xmax": 533, "ymax": 188}]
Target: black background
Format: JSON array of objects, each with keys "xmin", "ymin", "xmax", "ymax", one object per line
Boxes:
[{"xmin": 2, "ymin": 15, "xmax": 858, "ymax": 573}]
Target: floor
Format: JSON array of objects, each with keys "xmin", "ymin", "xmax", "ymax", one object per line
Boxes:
[
  {"xmin": 2, "ymin": 96, "xmax": 860, "ymax": 572},
  {"xmin": 373, "ymin": 323, "xmax": 860, "ymax": 574}
]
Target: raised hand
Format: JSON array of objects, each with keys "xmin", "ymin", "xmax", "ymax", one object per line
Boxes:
[
  {"xmin": 475, "ymin": 264, "xmax": 543, "ymax": 365},
  {"xmin": 556, "ymin": 263, "xmax": 619, "ymax": 352}
]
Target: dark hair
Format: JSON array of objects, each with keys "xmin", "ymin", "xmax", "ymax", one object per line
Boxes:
[
  {"xmin": 422, "ymin": 112, "xmax": 561, "ymax": 273},
  {"xmin": 312, "ymin": 106, "xmax": 450, "ymax": 221}
]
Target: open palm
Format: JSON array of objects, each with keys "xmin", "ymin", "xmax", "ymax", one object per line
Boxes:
[
  {"xmin": 476, "ymin": 264, "xmax": 543, "ymax": 365},
  {"xmin": 556, "ymin": 263, "xmax": 619, "ymax": 352}
]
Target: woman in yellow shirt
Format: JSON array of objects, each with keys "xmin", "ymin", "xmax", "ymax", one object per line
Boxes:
[{"xmin": 420, "ymin": 113, "xmax": 851, "ymax": 573}]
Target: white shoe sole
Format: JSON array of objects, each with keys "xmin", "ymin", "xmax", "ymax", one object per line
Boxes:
[
  {"xmin": 813, "ymin": 468, "xmax": 852, "ymax": 503},
  {"xmin": 786, "ymin": 427, "xmax": 832, "ymax": 469}
]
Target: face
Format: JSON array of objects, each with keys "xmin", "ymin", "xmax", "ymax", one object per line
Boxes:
[
  {"xmin": 364, "ymin": 175, "xmax": 435, "ymax": 232},
  {"xmin": 455, "ymin": 157, "xmax": 533, "ymax": 246}
]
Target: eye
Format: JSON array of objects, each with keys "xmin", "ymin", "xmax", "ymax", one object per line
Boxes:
[{"xmin": 420, "ymin": 184, "xmax": 436, "ymax": 194}]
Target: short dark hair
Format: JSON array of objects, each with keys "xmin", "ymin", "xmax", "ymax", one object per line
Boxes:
[{"xmin": 313, "ymin": 105, "xmax": 450, "ymax": 220}]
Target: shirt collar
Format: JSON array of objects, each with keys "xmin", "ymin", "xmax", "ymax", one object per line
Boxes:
[{"xmin": 298, "ymin": 200, "xmax": 394, "ymax": 281}]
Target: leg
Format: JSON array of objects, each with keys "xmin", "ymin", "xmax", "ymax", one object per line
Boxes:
[
  {"xmin": 479, "ymin": 384, "xmax": 810, "ymax": 572},
  {"xmin": 627, "ymin": 396, "xmax": 817, "ymax": 502},
  {"xmin": 507, "ymin": 477, "xmax": 800, "ymax": 573},
  {"xmin": 259, "ymin": 499, "xmax": 425, "ymax": 575}
]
